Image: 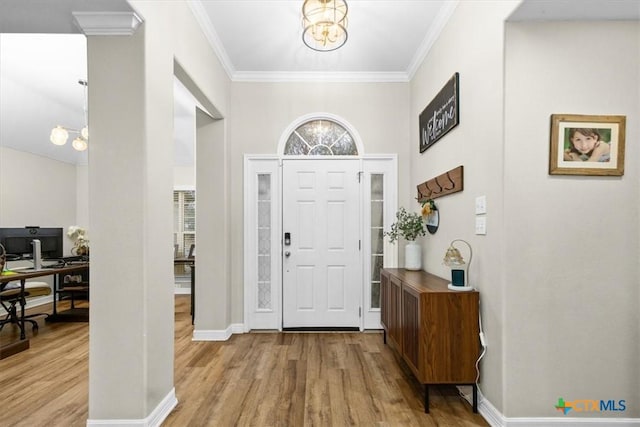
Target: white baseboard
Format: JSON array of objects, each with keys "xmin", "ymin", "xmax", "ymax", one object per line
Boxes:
[
  {"xmin": 457, "ymin": 387, "xmax": 639, "ymax": 427},
  {"xmin": 503, "ymin": 418, "xmax": 640, "ymax": 426},
  {"xmin": 86, "ymin": 388, "xmax": 177, "ymax": 427},
  {"xmin": 192, "ymin": 323, "xmax": 244, "ymax": 341},
  {"xmin": 0, "ymin": 295, "xmax": 53, "ymax": 315},
  {"xmin": 173, "ymin": 287, "xmax": 191, "ymax": 295}
]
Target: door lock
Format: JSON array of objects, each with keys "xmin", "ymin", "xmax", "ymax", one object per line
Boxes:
[{"xmin": 284, "ymin": 251, "xmax": 291, "ymax": 257}]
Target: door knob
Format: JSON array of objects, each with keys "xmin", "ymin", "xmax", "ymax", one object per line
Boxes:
[{"xmin": 284, "ymin": 251, "xmax": 291, "ymax": 257}]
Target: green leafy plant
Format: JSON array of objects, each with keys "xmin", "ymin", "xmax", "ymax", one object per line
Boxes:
[{"xmin": 384, "ymin": 207, "xmax": 426, "ymax": 243}]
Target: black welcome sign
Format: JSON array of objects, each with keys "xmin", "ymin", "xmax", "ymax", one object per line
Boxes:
[{"xmin": 419, "ymin": 72, "xmax": 459, "ymax": 153}]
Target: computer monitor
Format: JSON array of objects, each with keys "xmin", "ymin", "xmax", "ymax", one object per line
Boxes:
[{"xmin": 0, "ymin": 227, "xmax": 63, "ymax": 260}]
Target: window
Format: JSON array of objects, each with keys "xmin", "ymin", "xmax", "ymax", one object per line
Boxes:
[
  {"xmin": 257, "ymin": 174, "xmax": 272, "ymax": 309},
  {"xmin": 174, "ymin": 189, "xmax": 195, "ymax": 276},
  {"xmin": 284, "ymin": 119, "xmax": 358, "ymax": 156},
  {"xmin": 370, "ymin": 174, "xmax": 384, "ymax": 309}
]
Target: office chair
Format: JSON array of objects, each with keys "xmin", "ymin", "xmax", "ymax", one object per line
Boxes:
[
  {"xmin": 0, "ymin": 281, "xmax": 51, "ymax": 332},
  {"xmin": 188, "ymin": 244, "xmax": 195, "ymax": 258}
]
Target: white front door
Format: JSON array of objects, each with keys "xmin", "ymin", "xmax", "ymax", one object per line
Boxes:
[{"xmin": 282, "ymin": 159, "xmax": 361, "ymax": 328}]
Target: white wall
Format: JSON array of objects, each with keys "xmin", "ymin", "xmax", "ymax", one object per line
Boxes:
[
  {"xmin": 410, "ymin": 2, "xmax": 639, "ymax": 420},
  {"xmin": 173, "ymin": 165, "xmax": 195, "ymax": 188},
  {"xmin": 409, "ymin": 1, "xmax": 517, "ymax": 414},
  {"xmin": 503, "ymin": 20, "xmax": 639, "ymax": 418},
  {"xmin": 0, "ymin": 146, "xmax": 77, "ymax": 255},
  {"xmin": 228, "ymin": 81, "xmax": 410, "ymax": 323},
  {"xmin": 76, "ymin": 164, "xmax": 89, "ymax": 231}
]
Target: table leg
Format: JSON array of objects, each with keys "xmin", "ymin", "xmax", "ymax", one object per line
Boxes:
[
  {"xmin": 473, "ymin": 384, "xmax": 478, "ymax": 413},
  {"xmin": 424, "ymin": 384, "xmax": 429, "ymax": 413},
  {"xmin": 52, "ymin": 274, "xmax": 59, "ymax": 316},
  {"xmin": 19, "ymin": 279, "xmax": 26, "ymax": 340}
]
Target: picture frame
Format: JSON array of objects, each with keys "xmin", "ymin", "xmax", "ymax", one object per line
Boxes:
[
  {"xmin": 419, "ymin": 72, "xmax": 459, "ymax": 153},
  {"xmin": 549, "ymin": 114, "xmax": 626, "ymax": 176}
]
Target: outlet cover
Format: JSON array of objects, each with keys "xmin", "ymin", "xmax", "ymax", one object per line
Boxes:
[
  {"xmin": 475, "ymin": 196, "xmax": 487, "ymax": 215},
  {"xmin": 475, "ymin": 216, "xmax": 487, "ymax": 235}
]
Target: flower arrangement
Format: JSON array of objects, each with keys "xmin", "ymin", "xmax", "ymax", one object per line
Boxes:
[
  {"xmin": 421, "ymin": 199, "xmax": 437, "ymax": 217},
  {"xmin": 384, "ymin": 207, "xmax": 426, "ymax": 243},
  {"xmin": 67, "ymin": 226, "xmax": 89, "ymax": 256}
]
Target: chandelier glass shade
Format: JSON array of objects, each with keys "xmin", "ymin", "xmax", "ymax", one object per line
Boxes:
[
  {"xmin": 50, "ymin": 126, "xmax": 69, "ymax": 146},
  {"xmin": 50, "ymin": 79, "xmax": 89, "ymax": 152},
  {"xmin": 302, "ymin": 0, "xmax": 348, "ymax": 52}
]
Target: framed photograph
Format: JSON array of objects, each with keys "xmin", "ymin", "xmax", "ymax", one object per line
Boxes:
[
  {"xmin": 419, "ymin": 72, "xmax": 459, "ymax": 153},
  {"xmin": 549, "ymin": 114, "xmax": 626, "ymax": 176}
]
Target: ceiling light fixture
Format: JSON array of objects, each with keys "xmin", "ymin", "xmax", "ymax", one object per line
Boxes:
[
  {"xmin": 302, "ymin": 0, "xmax": 348, "ymax": 52},
  {"xmin": 50, "ymin": 79, "xmax": 89, "ymax": 152}
]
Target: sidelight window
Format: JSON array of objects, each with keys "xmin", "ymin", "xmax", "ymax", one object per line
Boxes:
[
  {"xmin": 257, "ymin": 174, "xmax": 272, "ymax": 309},
  {"xmin": 370, "ymin": 174, "xmax": 384, "ymax": 309}
]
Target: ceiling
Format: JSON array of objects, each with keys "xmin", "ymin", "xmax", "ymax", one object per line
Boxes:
[
  {"xmin": 0, "ymin": 0, "xmax": 638, "ymax": 165},
  {"xmin": 191, "ymin": 0, "xmax": 455, "ymax": 81}
]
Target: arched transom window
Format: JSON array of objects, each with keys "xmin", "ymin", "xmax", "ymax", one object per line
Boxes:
[{"xmin": 284, "ymin": 119, "xmax": 358, "ymax": 156}]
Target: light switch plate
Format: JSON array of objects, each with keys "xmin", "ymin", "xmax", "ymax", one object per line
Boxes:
[
  {"xmin": 475, "ymin": 216, "xmax": 487, "ymax": 235},
  {"xmin": 475, "ymin": 196, "xmax": 487, "ymax": 214}
]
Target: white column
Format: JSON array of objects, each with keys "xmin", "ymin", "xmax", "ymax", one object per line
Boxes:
[{"xmin": 86, "ymin": 26, "xmax": 176, "ymax": 422}]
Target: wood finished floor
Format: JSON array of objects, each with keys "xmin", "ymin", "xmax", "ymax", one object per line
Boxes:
[{"xmin": 0, "ymin": 295, "xmax": 488, "ymax": 426}]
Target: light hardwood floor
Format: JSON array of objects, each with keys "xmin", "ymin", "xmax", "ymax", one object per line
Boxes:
[{"xmin": 0, "ymin": 295, "xmax": 488, "ymax": 426}]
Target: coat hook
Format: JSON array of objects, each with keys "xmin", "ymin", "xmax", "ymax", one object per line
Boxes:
[
  {"xmin": 430, "ymin": 178, "xmax": 442, "ymax": 194},
  {"xmin": 442, "ymin": 172, "xmax": 455, "ymax": 190}
]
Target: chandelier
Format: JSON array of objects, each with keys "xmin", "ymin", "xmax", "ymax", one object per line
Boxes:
[
  {"xmin": 50, "ymin": 79, "xmax": 89, "ymax": 151},
  {"xmin": 302, "ymin": 0, "xmax": 348, "ymax": 52}
]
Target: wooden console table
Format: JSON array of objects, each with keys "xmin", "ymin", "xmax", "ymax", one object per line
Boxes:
[{"xmin": 380, "ymin": 268, "xmax": 480, "ymax": 413}]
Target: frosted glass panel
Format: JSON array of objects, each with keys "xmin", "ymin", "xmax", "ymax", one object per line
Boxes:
[
  {"xmin": 258, "ymin": 175, "xmax": 271, "ymax": 199},
  {"xmin": 258, "ymin": 201, "xmax": 270, "ymax": 227},
  {"xmin": 371, "ymin": 174, "xmax": 383, "ymax": 200},
  {"xmin": 258, "ymin": 228, "xmax": 270, "ymax": 253},
  {"xmin": 371, "ymin": 282, "xmax": 380, "ymax": 310},
  {"xmin": 258, "ymin": 281, "xmax": 271, "ymax": 309},
  {"xmin": 258, "ymin": 255, "xmax": 271, "ymax": 281},
  {"xmin": 370, "ymin": 173, "xmax": 384, "ymax": 310},
  {"xmin": 371, "ymin": 201, "xmax": 383, "ymax": 228},
  {"xmin": 257, "ymin": 174, "xmax": 271, "ymax": 310}
]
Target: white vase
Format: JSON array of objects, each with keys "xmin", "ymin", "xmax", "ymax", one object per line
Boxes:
[{"xmin": 404, "ymin": 241, "xmax": 422, "ymax": 271}]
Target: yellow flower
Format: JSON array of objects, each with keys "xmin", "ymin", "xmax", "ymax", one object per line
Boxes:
[{"xmin": 421, "ymin": 199, "xmax": 436, "ymax": 217}]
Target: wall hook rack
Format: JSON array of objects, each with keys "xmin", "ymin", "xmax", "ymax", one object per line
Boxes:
[{"xmin": 417, "ymin": 165, "xmax": 464, "ymax": 202}]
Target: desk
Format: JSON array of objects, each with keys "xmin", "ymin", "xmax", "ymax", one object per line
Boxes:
[
  {"xmin": 174, "ymin": 257, "xmax": 195, "ymax": 324},
  {"xmin": 48, "ymin": 263, "xmax": 90, "ymax": 322},
  {"xmin": 0, "ymin": 263, "xmax": 89, "ymax": 359}
]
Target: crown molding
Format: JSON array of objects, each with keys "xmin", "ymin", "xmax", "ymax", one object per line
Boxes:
[
  {"xmin": 232, "ymin": 71, "xmax": 409, "ymax": 83},
  {"xmin": 406, "ymin": 0, "xmax": 459, "ymax": 80},
  {"xmin": 188, "ymin": 0, "xmax": 236, "ymax": 79},
  {"xmin": 72, "ymin": 11, "xmax": 143, "ymax": 36}
]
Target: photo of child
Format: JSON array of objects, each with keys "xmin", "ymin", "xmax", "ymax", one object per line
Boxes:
[
  {"xmin": 550, "ymin": 114, "xmax": 625, "ymax": 176},
  {"xmin": 563, "ymin": 128, "xmax": 611, "ymax": 162}
]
